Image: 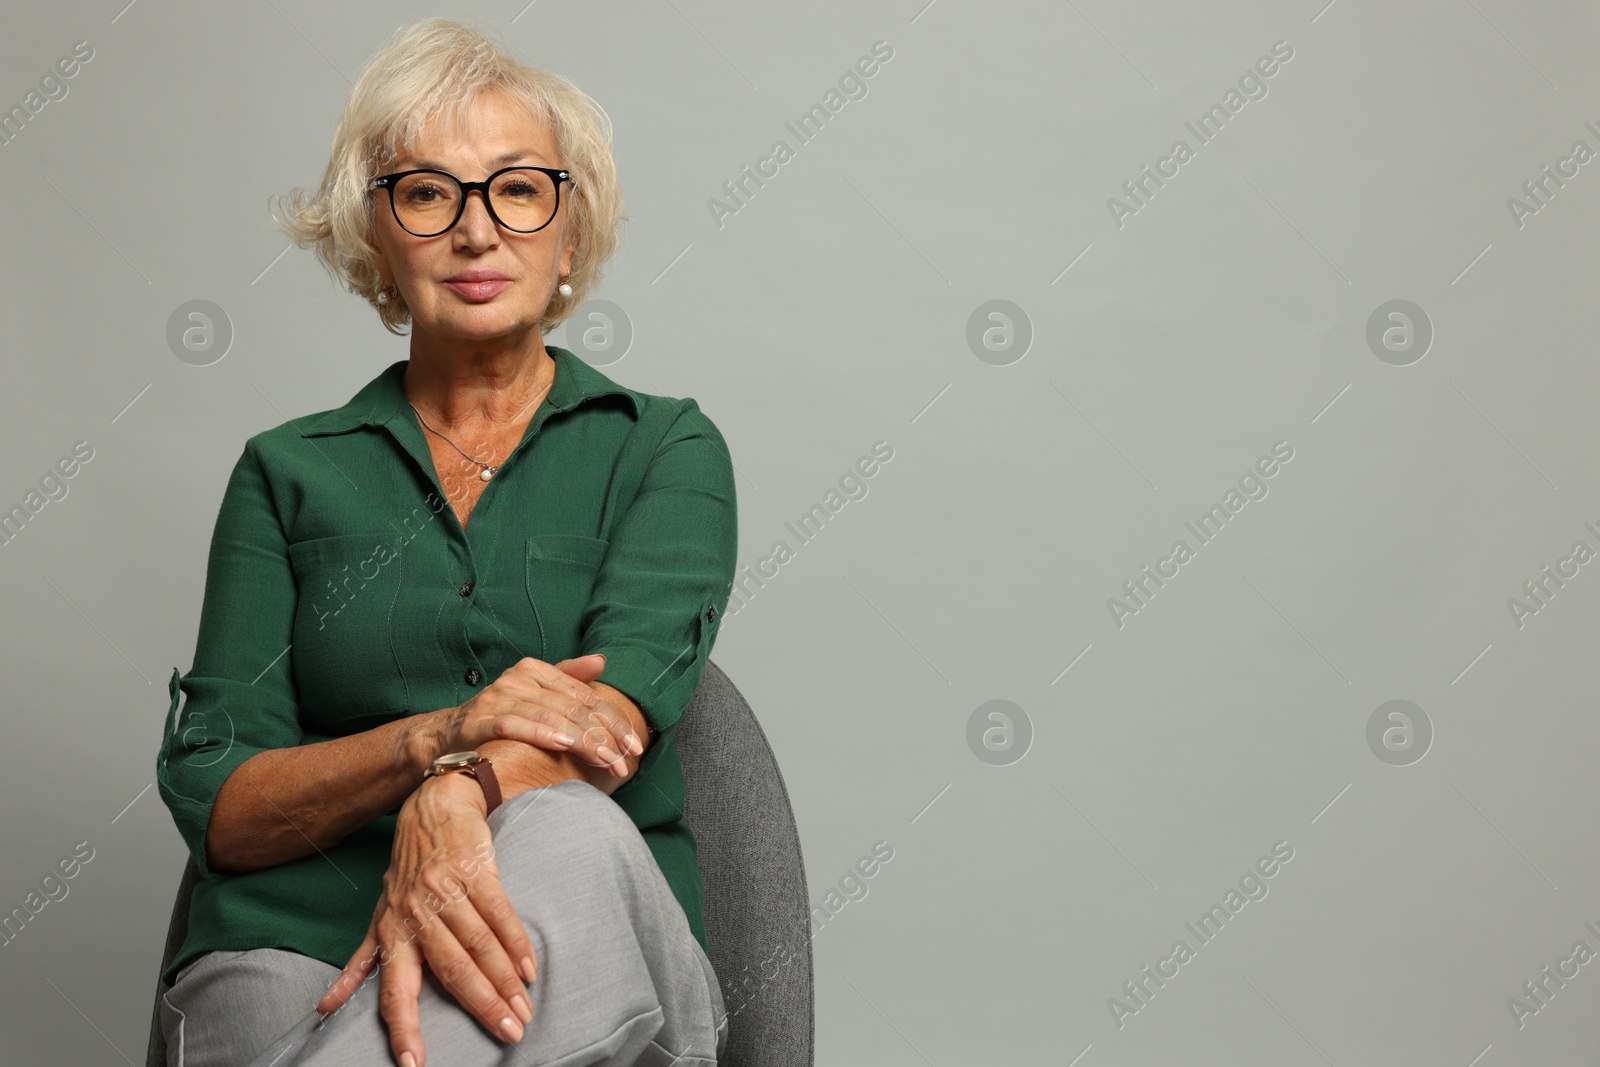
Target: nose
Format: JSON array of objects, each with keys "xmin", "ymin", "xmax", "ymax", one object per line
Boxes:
[{"xmin": 453, "ymin": 187, "xmax": 499, "ymax": 247}]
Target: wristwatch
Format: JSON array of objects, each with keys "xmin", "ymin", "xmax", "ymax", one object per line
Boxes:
[{"xmin": 423, "ymin": 751, "xmax": 502, "ymax": 816}]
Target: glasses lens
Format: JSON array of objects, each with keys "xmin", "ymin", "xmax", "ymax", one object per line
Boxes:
[
  {"xmin": 391, "ymin": 172, "xmax": 462, "ymax": 235},
  {"xmin": 488, "ymin": 168, "xmax": 559, "ymax": 232},
  {"xmin": 387, "ymin": 169, "xmax": 562, "ymax": 235}
]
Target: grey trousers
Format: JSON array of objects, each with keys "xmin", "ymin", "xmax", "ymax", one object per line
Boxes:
[{"xmin": 159, "ymin": 779, "xmax": 728, "ymax": 1066}]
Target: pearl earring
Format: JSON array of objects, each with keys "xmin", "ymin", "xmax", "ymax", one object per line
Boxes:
[
  {"xmin": 376, "ymin": 287, "xmax": 391, "ymax": 306},
  {"xmin": 558, "ymin": 281, "xmax": 573, "ymax": 298}
]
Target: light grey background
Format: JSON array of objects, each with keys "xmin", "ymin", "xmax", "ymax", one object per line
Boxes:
[{"xmin": 3, "ymin": 0, "xmax": 1598, "ymax": 1063}]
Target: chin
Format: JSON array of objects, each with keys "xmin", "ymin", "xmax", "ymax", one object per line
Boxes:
[{"xmin": 435, "ymin": 305, "xmax": 536, "ymax": 341}]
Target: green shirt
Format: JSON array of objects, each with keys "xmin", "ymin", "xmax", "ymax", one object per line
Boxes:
[{"xmin": 155, "ymin": 345, "xmax": 737, "ymax": 987}]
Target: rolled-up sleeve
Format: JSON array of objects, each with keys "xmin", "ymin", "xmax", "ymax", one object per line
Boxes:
[
  {"xmin": 156, "ymin": 437, "xmax": 302, "ymax": 878},
  {"xmin": 587, "ymin": 398, "xmax": 737, "ymax": 738}
]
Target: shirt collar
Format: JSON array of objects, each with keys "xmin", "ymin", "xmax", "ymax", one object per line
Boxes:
[{"xmin": 298, "ymin": 345, "xmax": 639, "ymax": 438}]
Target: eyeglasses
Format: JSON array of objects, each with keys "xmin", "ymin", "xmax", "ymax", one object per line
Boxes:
[{"xmin": 370, "ymin": 164, "xmax": 577, "ymax": 238}]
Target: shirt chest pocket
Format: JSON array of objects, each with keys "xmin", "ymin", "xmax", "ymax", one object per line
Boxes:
[
  {"xmin": 290, "ymin": 533, "xmax": 406, "ymax": 716},
  {"xmin": 525, "ymin": 533, "xmax": 607, "ymax": 662}
]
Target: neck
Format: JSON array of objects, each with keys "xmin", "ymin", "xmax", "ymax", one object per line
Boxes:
[{"xmin": 402, "ymin": 330, "xmax": 556, "ymax": 431}]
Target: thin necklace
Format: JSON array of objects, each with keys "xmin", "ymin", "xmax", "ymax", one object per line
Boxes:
[{"xmin": 408, "ymin": 374, "xmax": 553, "ymax": 482}]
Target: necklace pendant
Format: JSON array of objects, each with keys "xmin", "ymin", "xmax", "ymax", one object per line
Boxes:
[{"xmin": 480, "ymin": 467, "xmax": 496, "ymax": 481}]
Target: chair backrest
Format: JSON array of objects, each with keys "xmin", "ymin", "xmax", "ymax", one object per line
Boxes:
[
  {"xmin": 147, "ymin": 660, "xmax": 813, "ymax": 1067},
  {"xmin": 676, "ymin": 660, "xmax": 815, "ymax": 1067},
  {"xmin": 146, "ymin": 856, "xmax": 200, "ymax": 1066}
]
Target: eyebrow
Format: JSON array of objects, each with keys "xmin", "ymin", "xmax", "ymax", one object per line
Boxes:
[{"xmin": 395, "ymin": 149, "xmax": 552, "ymax": 171}]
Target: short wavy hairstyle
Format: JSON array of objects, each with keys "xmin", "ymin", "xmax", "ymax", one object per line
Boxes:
[{"xmin": 273, "ymin": 17, "xmax": 626, "ymax": 335}]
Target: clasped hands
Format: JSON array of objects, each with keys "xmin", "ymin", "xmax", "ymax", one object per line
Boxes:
[{"xmin": 315, "ymin": 653, "xmax": 645, "ymax": 1067}]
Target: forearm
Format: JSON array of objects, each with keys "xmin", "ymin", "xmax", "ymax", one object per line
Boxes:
[
  {"xmin": 205, "ymin": 680, "xmax": 650, "ymax": 869},
  {"xmin": 482, "ymin": 681, "xmax": 653, "ymax": 800},
  {"xmin": 206, "ymin": 712, "xmax": 440, "ymax": 872}
]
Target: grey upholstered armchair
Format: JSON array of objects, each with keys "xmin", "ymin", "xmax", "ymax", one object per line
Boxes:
[{"xmin": 146, "ymin": 660, "xmax": 814, "ymax": 1066}]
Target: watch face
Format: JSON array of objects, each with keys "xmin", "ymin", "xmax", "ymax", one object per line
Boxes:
[{"xmin": 432, "ymin": 751, "xmax": 481, "ymax": 771}]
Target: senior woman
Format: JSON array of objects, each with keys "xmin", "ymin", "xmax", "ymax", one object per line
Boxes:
[{"xmin": 154, "ymin": 18, "xmax": 736, "ymax": 1067}]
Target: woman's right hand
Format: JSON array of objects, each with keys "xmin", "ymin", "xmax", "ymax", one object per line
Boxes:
[{"xmin": 415, "ymin": 654, "xmax": 643, "ymax": 778}]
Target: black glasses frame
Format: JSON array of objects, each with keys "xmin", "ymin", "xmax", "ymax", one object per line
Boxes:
[{"xmin": 370, "ymin": 164, "xmax": 577, "ymax": 237}]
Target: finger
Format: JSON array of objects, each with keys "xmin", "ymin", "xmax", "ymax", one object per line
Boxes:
[
  {"xmin": 497, "ymin": 683, "xmax": 631, "ymax": 772},
  {"xmin": 552, "ymin": 653, "xmax": 606, "ymax": 685},
  {"xmin": 515, "ymin": 655, "xmax": 633, "ymax": 755},
  {"xmin": 378, "ymin": 933, "xmax": 429, "ymax": 1067},
  {"xmin": 464, "ymin": 866, "xmax": 538, "ymax": 987},
  {"xmin": 569, "ymin": 717, "xmax": 626, "ymax": 776},
  {"xmin": 412, "ymin": 903, "xmax": 526, "ymax": 1044},
  {"xmin": 487, "ymin": 712, "xmax": 576, "ymax": 754},
  {"xmin": 318, "ymin": 922, "xmax": 381, "ymax": 1015},
  {"xmin": 507, "ymin": 656, "xmax": 606, "ymax": 716},
  {"xmin": 581, "ymin": 702, "xmax": 643, "ymax": 760},
  {"xmin": 488, "ymin": 706, "xmax": 616, "ymax": 770},
  {"xmin": 444, "ymin": 845, "xmax": 533, "ymax": 981},
  {"xmin": 434, "ymin": 884, "xmax": 533, "ymax": 1025},
  {"xmin": 488, "ymin": 698, "xmax": 624, "ymax": 773}
]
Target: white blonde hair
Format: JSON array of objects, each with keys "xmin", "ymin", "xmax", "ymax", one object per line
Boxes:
[{"xmin": 273, "ymin": 17, "xmax": 626, "ymax": 334}]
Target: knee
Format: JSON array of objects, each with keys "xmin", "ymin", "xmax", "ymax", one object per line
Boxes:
[
  {"xmin": 483, "ymin": 779, "xmax": 668, "ymax": 947},
  {"xmin": 487, "ymin": 778, "xmax": 648, "ymax": 871}
]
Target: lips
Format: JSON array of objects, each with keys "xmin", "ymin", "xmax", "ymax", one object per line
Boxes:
[
  {"xmin": 442, "ymin": 271, "xmax": 512, "ymax": 302},
  {"xmin": 443, "ymin": 279, "xmax": 511, "ymax": 301}
]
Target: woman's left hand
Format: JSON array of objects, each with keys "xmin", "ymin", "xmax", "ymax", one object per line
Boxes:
[{"xmin": 316, "ymin": 772, "xmax": 535, "ymax": 1067}]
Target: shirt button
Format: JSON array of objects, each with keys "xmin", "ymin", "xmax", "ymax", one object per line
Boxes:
[
  {"xmin": 706, "ymin": 605, "xmax": 717, "ymax": 622},
  {"xmin": 459, "ymin": 581, "xmax": 475, "ymax": 598},
  {"xmin": 464, "ymin": 668, "xmax": 482, "ymax": 685}
]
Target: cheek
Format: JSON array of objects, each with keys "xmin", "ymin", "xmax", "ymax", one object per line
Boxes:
[
  {"xmin": 509, "ymin": 239, "xmax": 562, "ymax": 295},
  {"xmin": 389, "ymin": 242, "xmax": 432, "ymax": 285},
  {"xmin": 373, "ymin": 214, "xmax": 431, "ymax": 285}
]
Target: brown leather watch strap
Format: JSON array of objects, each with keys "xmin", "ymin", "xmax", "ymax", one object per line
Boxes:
[{"xmin": 468, "ymin": 758, "xmax": 502, "ymax": 816}]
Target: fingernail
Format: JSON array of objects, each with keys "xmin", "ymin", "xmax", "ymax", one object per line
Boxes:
[
  {"xmin": 597, "ymin": 745, "xmax": 619, "ymax": 764},
  {"xmin": 549, "ymin": 732, "xmax": 573, "ymax": 748},
  {"xmin": 627, "ymin": 733, "xmax": 643, "ymax": 755},
  {"xmin": 512, "ymin": 993, "xmax": 532, "ymax": 1024},
  {"xmin": 520, "ymin": 956, "xmax": 538, "ymax": 983},
  {"xmin": 502, "ymin": 1016, "xmax": 524, "ymax": 1042},
  {"xmin": 401, "ymin": 1053, "xmax": 417, "ymax": 1067}
]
